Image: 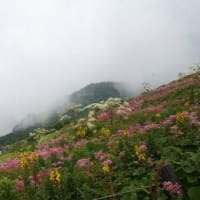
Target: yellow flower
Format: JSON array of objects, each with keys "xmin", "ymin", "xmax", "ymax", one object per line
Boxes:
[
  {"xmin": 155, "ymin": 113, "xmax": 161, "ymax": 118},
  {"xmin": 50, "ymin": 168, "xmax": 61, "ymax": 185},
  {"xmin": 176, "ymin": 112, "xmax": 188, "ymax": 123},
  {"xmin": 134, "ymin": 145, "xmax": 146, "ymax": 161},
  {"xmin": 30, "ymin": 152, "xmax": 38, "ymax": 163},
  {"xmin": 123, "ymin": 129, "xmax": 129, "ymax": 137},
  {"xmin": 184, "ymin": 101, "xmax": 190, "ymax": 108},
  {"xmin": 101, "ymin": 128, "xmax": 111, "ymax": 137},
  {"xmin": 21, "ymin": 152, "xmax": 30, "ymax": 169},
  {"xmin": 102, "ymin": 164, "xmax": 110, "ymax": 173},
  {"xmin": 76, "ymin": 126, "xmax": 87, "ymax": 137}
]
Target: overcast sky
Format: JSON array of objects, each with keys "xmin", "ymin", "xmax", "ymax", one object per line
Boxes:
[{"xmin": 0, "ymin": 0, "xmax": 200, "ymax": 135}]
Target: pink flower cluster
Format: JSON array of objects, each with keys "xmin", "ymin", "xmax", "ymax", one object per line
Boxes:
[
  {"xmin": 115, "ymin": 129, "xmax": 132, "ymax": 137},
  {"xmin": 48, "ymin": 136, "xmax": 68, "ymax": 147},
  {"xmin": 0, "ymin": 159, "xmax": 20, "ymax": 171},
  {"xmin": 145, "ymin": 104, "xmax": 164, "ymax": 113},
  {"xmin": 129, "ymin": 122, "xmax": 159, "ymax": 135},
  {"xmin": 129, "ymin": 97, "xmax": 144, "ymax": 112},
  {"xmin": 115, "ymin": 122, "xmax": 159, "ymax": 138},
  {"xmin": 162, "ymin": 111, "xmax": 200, "ymax": 129},
  {"xmin": 189, "ymin": 112, "xmax": 200, "ymax": 125},
  {"xmin": 15, "ymin": 179, "xmax": 24, "ymax": 192},
  {"xmin": 97, "ymin": 112, "xmax": 110, "ymax": 122},
  {"xmin": 15, "ymin": 168, "xmax": 51, "ymax": 192},
  {"xmin": 144, "ymin": 121, "xmax": 160, "ymax": 132},
  {"xmin": 76, "ymin": 158, "xmax": 91, "ymax": 170},
  {"xmin": 162, "ymin": 115, "xmax": 176, "ymax": 126},
  {"xmin": 102, "ymin": 159, "xmax": 112, "ymax": 166},
  {"xmin": 36, "ymin": 136, "xmax": 69, "ymax": 150},
  {"xmin": 144, "ymin": 77, "xmax": 196, "ymax": 102},
  {"xmin": 163, "ymin": 181, "xmax": 182, "ymax": 196},
  {"xmin": 170, "ymin": 125, "xmax": 183, "ymax": 137},
  {"xmin": 73, "ymin": 139, "xmax": 88, "ymax": 148},
  {"xmin": 140, "ymin": 142, "xmax": 147, "ymax": 152},
  {"xmin": 37, "ymin": 146, "xmax": 65, "ymax": 160},
  {"xmin": 52, "ymin": 161, "xmax": 64, "ymax": 168},
  {"xmin": 29, "ymin": 168, "xmax": 51, "ymax": 185},
  {"xmin": 108, "ymin": 140, "xmax": 119, "ymax": 150},
  {"xmin": 95, "ymin": 150, "xmax": 107, "ymax": 161}
]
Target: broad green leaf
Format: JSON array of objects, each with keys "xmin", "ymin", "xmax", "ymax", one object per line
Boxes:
[{"xmin": 188, "ymin": 186, "xmax": 200, "ymax": 200}]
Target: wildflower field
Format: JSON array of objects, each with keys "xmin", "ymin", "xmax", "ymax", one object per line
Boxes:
[{"xmin": 0, "ymin": 73, "xmax": 200, "ymax": 200}]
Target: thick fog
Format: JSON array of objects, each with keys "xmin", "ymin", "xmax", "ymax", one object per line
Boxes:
[{"xmin": 0, "ymin": 0, "xmax": 200, "ymax": 135}]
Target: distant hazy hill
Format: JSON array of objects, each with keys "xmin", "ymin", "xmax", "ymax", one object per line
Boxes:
[
  {"xmin": 0, "ymin": 81, "xmax": 133, "ymax": 146},
  {"xmin": 70, "ymin": 82, "xmax": 133, "ymax": 106}
]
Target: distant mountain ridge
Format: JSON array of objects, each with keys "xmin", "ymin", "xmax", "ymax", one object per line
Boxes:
[{"xmin": 70, "ymin": 81, "xmax": 133, "ymax": 106}]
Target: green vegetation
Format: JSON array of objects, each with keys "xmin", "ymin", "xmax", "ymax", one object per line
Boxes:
[{"xmin": 0, "ymin": 72, "xmax": 200, "ymax": 199}]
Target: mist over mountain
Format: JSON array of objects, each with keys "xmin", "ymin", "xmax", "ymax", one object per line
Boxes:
[
  {"xmin": 0, "ymin": 81, "xmax": 136, "ymax": 145},
  {"xmin": 0, "ymin": 0, "xmax": 200, "ymax": 137}
]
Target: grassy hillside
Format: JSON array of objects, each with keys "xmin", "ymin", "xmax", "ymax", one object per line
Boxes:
[{"xmin": 0, "ymin": 73, "xmax": 200, "ymax": 200}]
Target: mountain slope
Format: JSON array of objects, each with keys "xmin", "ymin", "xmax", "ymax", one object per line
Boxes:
[{"xmin": 0, "ymin": 73, "xmax": 200, "ymax": 199}]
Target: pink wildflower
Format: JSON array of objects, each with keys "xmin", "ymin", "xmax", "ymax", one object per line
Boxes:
[
  {"xmin": 37, "ymin": 147, "xmax": 65, "ymax": 160},
  {"xmin": 140, "ymin": 142, "xmax": 147, "ymax": 152},
  {"xmin": 76, "ymin": 158, "xmax": 91, "ymax": 170},
  {"xmin": 108, "ymin": 140, "xmax": 119, "ymax": 150},
  {"xmin": 189, "ymin": 112, "xmax": 200, "ymax": 125},
  {"xmin": 73, "ymin": 139, "xmax": 88, "ymax": 148},
  {"xmin": 97, "ymin": 112, "xmax": 110, "ymax": 121},
  {"xmin": 163, "ymin": 181, "xmax": 182, "ymax": 196},
  {"xmin": 95, "ymin": 150, "xmax": 107, "ymax": 161},
  {"xmin": 15, "ymin": 180, "xmax": 25, "ymax": 192},
  {"xmin": 102, "ymin": 159, "xmax": 112, "ymax": 166},
  {"xmin": 36, "ymin": 169, "xmax": 51, "ymax": 185},
  {"xmin": 170, "ymin": 125, "xmax": 183, "ymax": 137},
  {"xmin": 0, "ymin": 159, "xmax": 20, "ymax": 171}
]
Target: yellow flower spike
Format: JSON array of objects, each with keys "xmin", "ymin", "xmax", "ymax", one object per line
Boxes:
[
  {"xmin": 123, "ymin": 129, "xmax": 129, "ymax": 137},
  {"xmin": 50, "ymin": 168, "xmax": 61, "ymax": 186},
  {"xmin": 176, "ymin": 112, "xmax": 188, "ymax": 123},
  {"xmin": 20, "ymin": 152, "xmax": 30, "ymax": 169},
  {"xmin": 101, "ymin": 128, "xmax": 111, "ymax": 137},
  {"xmin": 102, "ymin": 164, "xmax": 110, "ymax": 173},
  {"xmin": 30, "ymin": 152, "xmax": 38, "ymax": 163},
  {"xmin": 134, "ymin": 145, "xmax": 146, "ymax": 161},
  {"xmin": 76, "ymin": 126, "xmax": 86, "ymax": 137}
]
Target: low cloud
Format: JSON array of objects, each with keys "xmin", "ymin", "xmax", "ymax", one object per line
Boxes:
[{"xmin": 0, "ymin": 0, "xmax": 199, "ymax": 135}]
